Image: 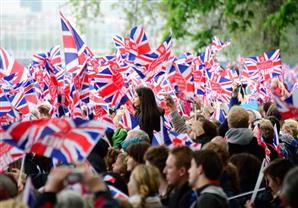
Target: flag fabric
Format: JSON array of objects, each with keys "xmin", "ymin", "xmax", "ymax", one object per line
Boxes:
[
  {"xmin": 211, "ymin": 36, "xmax": 231, "ymax": 54},
  {"xmin": 1, "ymin": 118, "xmax": 108, "ymax": 163},
  {"xmin": 22, "ymin": 177, "xmax": 36, "ymax": 208},
  {"xmin": 0, "ymin": 48, "xmax": 28, "ymax": 84},
  {"xmin": 210, "ymin": 107, "xmax": 226, "ymax": 124},
  {"xmin": 94, "ymin": 64, "xmax": 129, "ymax": 109},
  {"xmin": 243, "ymin": 49, "xmax": 282, "ymax": 82},
  {"xmin": 108, "ymin": 185, "xmax": 128, "ymax": 199},
  {"xmin": 0, "ymin": 93, "xmax": 13, "ymax": 116},
  {"xmin": 0, "ymin": 142, "xmax": 24, "ymax": 173},
  {"xmin": 8, "ymin": 91, "xmax": 30, "ymax": 115},
  {"xmin": 118, "ymin": 109, "xmax": 139, "ymax": 130},
  {"xmin": 60, "ymin": 11, "xmax": 94, "ymax": 74},
  {"xmin": 273, "ymin": 124, "xmax": 281, "ymax": 154},
  {"xmin": 274, "ymin": 88, "xmax": 298, "ymax": 119}
]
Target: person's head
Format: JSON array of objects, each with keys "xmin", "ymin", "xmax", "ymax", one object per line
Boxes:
[
  {"xmin": 281, "ymin": 167, "xmax": 298, "ymax": 208},
  {"xmin": 229, "ymin": 153, "xmax": 261, "ymax": 192},
  {"xmin": 227, "ymin": 106, "xmax": 249, "ymax": 129},
  {"xmin": 282, "ymin": 119, "xmax": 298, "ymax": 138},
  {"xmin": 134, "ymin": 87, "xmax": 162, "ymax": 132},
  {"xmin": 0, "ymin": 174, "xmax": 18, "ymax": 200},
  {"xmin": 128, "ymin": 164, "xmax": 160, "ymax": 198},
  {"xmin": 126, "ymin": 129, "xmax": 150, "ymax": 141},
  {"xmin": 144, "ymin": 145, "xmax": 169, "ymax": 180},
  {"xmin": 246, "ymin": 109, "xmax": 256, "ymax": 125},
  {"xmin": 37, "ymin": 104, "xmax": 51, "ymax": 118},
  {"xmin": 134, "ymin": 87, "xmax": 158, "ymax": 110},
  {"xmin": 105, "ymin": 148, "xmax": 120, "ymax": 171},
  {"xmin": 126, "ymin": 142, "xmax": 151, "ymax": 172},
  {"xmin": 190, "ymin": 117, "xmax": 218, "ymax": 141},
  {"xmin": 203, "ymin": 142, "xmax": 229, "ymax": 166},
  {"xmin": 267, "ymin": 105, "xmax": 282, "ymax": 121},
  {"xmin": 163, "ymin": 146, "xmax": 193, "ymax": 187},
  {"xmin": 188, "ymin": 150, "xmax": 223, "ymax": 189},
  {"xmin": 263, "ymin": 101, "xmax": 272, "ymax": 116},
  {"xmin": 112, "ymin": 153, "xmax": 129, "ymax": 183},
  {"xmin": 56, "ymin": 190, "xmax": 85, "ymax": 208},
  {"xmin": 264, "ymin": 159, "xmax": 294, "ymax": 196},
  {"xmin": 259, "ymin": 119, "xmax": 274, "ymax": 143},
  {"xmin": 267, "ymin": 116, "xmax": 280, "ymax": 134}
]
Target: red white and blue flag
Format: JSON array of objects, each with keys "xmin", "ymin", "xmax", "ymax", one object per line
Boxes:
[
  {"xmin": 0, "ymin": 142, "xmax": 24, "ymax": 173},
  {"xmin": 1, "ymin": 118, "xmax": 108, "ymax": 163}
]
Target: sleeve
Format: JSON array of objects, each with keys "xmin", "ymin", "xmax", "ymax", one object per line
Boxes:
[
  {"xmin": 33, "ymin": 192, "xmax": 56, "ymax": 208},
  {"xmin": 170, "ymin": 110, "xmax": 187, "ymax": 133},
  {"xmin": 94, "ymin": 191, "xmax": 120, "ymax": 208},
  {"xmin": 229, "ymin": 96, "xmax": 241, "ymax": 109}
]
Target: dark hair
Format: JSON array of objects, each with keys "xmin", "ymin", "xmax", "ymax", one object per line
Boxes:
[
  {"xmin": 282, "ymin": 167, "xmax": 298, "ymax": 208},
  {"xmin": 264, "ymin": 159, "xmax": 293, "ymax": 182},
  {"xmin": 263, "ymin": 101, "xmax": 272, "ymax": 114},
  {"xmin": 170, "ymin": 146, "xmax": 193, "ymax": 169},
  {"xmin": 105, "ymin": 148, "xmax": 120, "ymax": 171},
  {"xmin": 144, "ymin": 145, "xmax": 169, "ymax": 178},
  {"xmin": 229, "ymin": 153, "xmax": 261, "ymax": 192},
  {"xmin": 0, "ymin": 174, "xmax": 18, "ymax": 200},
  {"xmin": 267, "ymin": 116, "xmax": 280, "ymax": 134},
  {"xmin": 193, "ymin": 150, "xmax": 223, "ymax": 180},
  {"xmin": 135, "ymin": 87, "xmax": 163, "ymax": 138},
  {"xmin": 201, "ymin": 118, "xmax": 218, "ymax": 139},
  {"xmin": 126, "ymin": 142, "xmax": 151, "ymax": 164},
  {"xmin": 267, "ymin": 105, "xmax": 281, "ymax": 121}
]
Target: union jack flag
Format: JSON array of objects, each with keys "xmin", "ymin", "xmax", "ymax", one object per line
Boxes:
[
  {"xmin": 94, "ymin": 64, "xmax": 129, "ymax": 109},
  {"xmin": 210, "ymin": 107, "xmax": 226, "ymax": 124},
  {"xmin": 108, "ymin": 185, "xmax": 128, "ymax": 199},
  {"xmin": 128, "ymin": 25, "xmax": 151, "ymax": 61},
  {"xmin": 243, "ymin": 49, "xmax": 282, "ymax": 82},
  {"xmin": 211, "ymin": 36, "xmax": 231, "ymax": 54},
  {"xmin": 1, "ymin": 118, "xmax": 108, "ymax": 163},
  {"xmin": 0, "ymin": 48, "xmax": 28, "ymax": 84},
  {"xmin": 118, "ymin": 109, "xmax": 139, "ymax": 130},
  {"xmin": 0, "ymin": 142, "xmax": 24, "ymax": 173},
  {"xmin": 8, "ymin": 91, "xmax": 30, "ymax": 115},
  {"xmin": 274, "ymin": 88, "xmax": 298, "ymax": 119},
  {"xmin": 60, "ymin": 11, "xmax": 94, "ymax": 74},
  {"xmin": 0, "ymin": 93, "xmax": 12, "ymax": 116},
  {"xmin": 133, "ymin": 35, "xmax": 172, "ymax": 80},
  {"xmin": 273, "ymin": 124, "xmax": 281, "ymax": 155}
]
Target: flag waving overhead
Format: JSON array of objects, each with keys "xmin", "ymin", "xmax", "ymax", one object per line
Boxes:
[
  {"xmin": 244, "ymin": 49, "xmax": 282, "ymax": 82},
  {"xmin": 60, "ymin": 11, "xmax": 94, "ymax": 74},
  {"xmin": 0, "ymin": 142, "xmax": 24, "ymax": 173},
  {"xmin": 0, "ymin": 48, "xmax": 28, "ymax": 84},
  {"xmin": 1, "ymin": 118, "xmax": 108, "ymax": 163}
]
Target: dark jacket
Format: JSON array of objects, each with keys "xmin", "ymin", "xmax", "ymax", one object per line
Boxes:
[
  {"xmin": 167, "ymin": 182, "xmax": 196, "ymax": 208},
  {"xmin": 192, "ymin": 185, "xmax": 229, "ymax": 208},
  {"xmin": 226, "ymin": 128, "xmax": 265, "ymax": 160},
  {"xmin": 25, "ymin": 154, "xmax": 53, "ymax": 189}
]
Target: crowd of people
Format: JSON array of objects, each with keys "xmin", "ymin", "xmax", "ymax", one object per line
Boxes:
[{"xmin": 0, "ymin": 80, "xmax": 298, "ymax": 208}]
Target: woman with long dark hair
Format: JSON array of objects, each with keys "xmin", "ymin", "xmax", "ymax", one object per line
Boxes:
[{"xmin": 133, "ymin": 87, "xmax": 164, "ymax": 141}]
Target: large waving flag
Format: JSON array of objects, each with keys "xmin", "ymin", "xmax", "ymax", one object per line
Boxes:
[
  {"xmin": 274, "ymin": 88, "xmax": 298, "ymax": 119},
  {"xmin": 94, "ymin": 63, "xmax": 129, "ymax": 109},
  {"xmin": 0, "ymin": 142, "xmax": 24, "ymax": 173},
  {"xmin": 0, "ymin": 48, "xmax": 28, "ymax": 84},
  {"xmin": 1, "ymin": 118, "xmax": 109, "ymax": 163},
  {"xmin": 60, "ymin": 11, "xmax": 94, "ymax": 74},
  {"xmin": 243, "ymin": 49, "xmax": 282, "ymax": 82}
]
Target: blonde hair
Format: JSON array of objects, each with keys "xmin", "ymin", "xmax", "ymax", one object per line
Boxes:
[
  {"xmin": 283, "ymin": 119, "xmax": 298, "ymax": 138},
  {"xmin": 259, "ymin": 119, "xmax": 274, "ymax": 140},
  {"xmin": 227, "ymin": 106, "xmax": 249, "ymax": 128},
  {"xmin": 130, "ymin": 165, "xmax": 160, "ymax": 200}
]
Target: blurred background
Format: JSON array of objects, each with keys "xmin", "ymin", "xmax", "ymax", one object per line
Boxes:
[{"xmin": 0, "ymin": 0, "xmax": 297, "ymax": 66}]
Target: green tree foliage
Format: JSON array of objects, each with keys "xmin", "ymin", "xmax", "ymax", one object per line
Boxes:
[{"xmin": 66, "ymin": 0, "xmax": 101, "ymax": 33}]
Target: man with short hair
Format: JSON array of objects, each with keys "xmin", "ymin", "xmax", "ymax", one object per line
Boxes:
[
  {"xmin": 164, "ymin": 146, "xmax": 196, "ymax": 208},
  {"xmin": 188, "ymin": 150, "xmax": 228, "ymax": 208},
  {"xmin": 281, "ymin": 166, "xmax": 298, "ymax": 208},
  {"xmin": 225, "ymin": 106, "xmax": 265, "ymax": 160}
]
